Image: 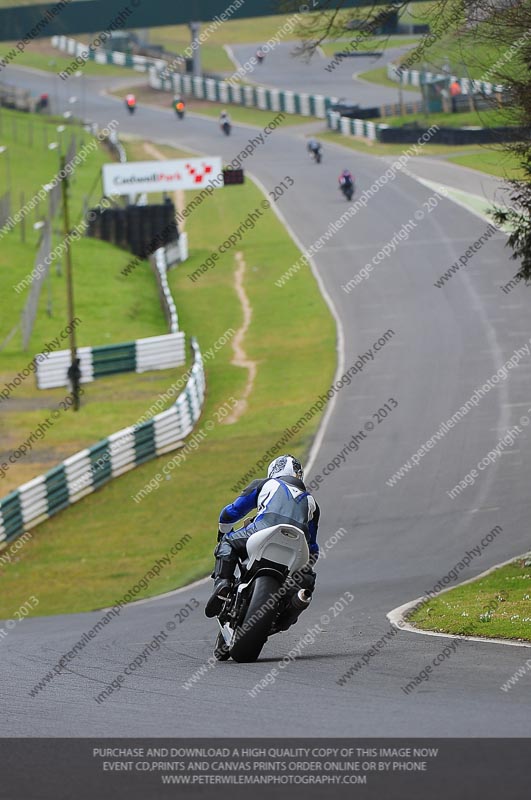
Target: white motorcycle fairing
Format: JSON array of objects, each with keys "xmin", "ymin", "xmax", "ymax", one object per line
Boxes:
[
  {"xmin": 245, "ymin": 523, "xmax": 309, "ymax": 573},
  {"xmin": 217, "ymin": 524, "xmax": 310, "ymax": 647}
]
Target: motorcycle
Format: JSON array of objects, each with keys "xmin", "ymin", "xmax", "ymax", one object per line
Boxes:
[
  {"xmin": 221, "ymin": 120, "xmax": 231, "ymax": 136},
  {"xmin": 213, "ymin": 523, "xmax": 313, "ymax": 663},
  {"xmin": 126, "ymin": 100, "xmax": 136, "ymax": 115},
  {"xmin": 35, "ymin": 93, "xmax": 49, "ymax": 113},
  {"xmin": 174, "ymin": 100, "xmax": 185, "ymax": 120},
  {"xmin": 340, "ymin": 179, "xmax": 354, "ymax": 201},
  {"xmin": 309, "ymin": 146, "xmax": 322, "ymax": 164}
]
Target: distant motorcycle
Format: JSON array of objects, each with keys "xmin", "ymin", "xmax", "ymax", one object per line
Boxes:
[
  {"xmin": 221, "ymin": 120, "xmax": 231, "ymax": 136},
  {"xmin": 174, "ymin": 99, "xmax": 185, "ymax": 119},
  {"xmin": 35, "ymin": 93, "xmax": 49, "ymax": 113},
  {"xmin": 125, "ymin": 97, "xmax": 136, "ymax": 115},
  {"xmin": 339, "ymin": 179, "xmax": 354, "ymax": 201},
  {"xmin": 309, "ymin": 145, "xmax": 322, "ymax": 164},
  {"xmin": 212, "ymin": 524, "xmax": 313, "ymax": 663}
]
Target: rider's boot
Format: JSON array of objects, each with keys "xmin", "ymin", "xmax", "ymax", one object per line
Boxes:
[{"xmin": 205, "ymin": 558, "xmax": 235, "ymax": 618}]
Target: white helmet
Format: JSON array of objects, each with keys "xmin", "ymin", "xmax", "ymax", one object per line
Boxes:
[{"xmin": 267, "ymin": 454, "xmax": 304, "ymax": 481}]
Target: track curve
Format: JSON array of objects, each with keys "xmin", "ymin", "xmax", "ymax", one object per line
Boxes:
[{"xmin": 1, "ymin": 66, "xmax": 530, "ymax": 737}]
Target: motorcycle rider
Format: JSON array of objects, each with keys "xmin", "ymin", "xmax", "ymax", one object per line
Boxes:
[
  {"xmin": 173, "ymin": 96, "xmax": 185, "ymax": 117},
  {"xmin": 125, "ymin": 93, "xmax": 136, "ymax": 113},
  {"xmin": 205, "ymin": 455, "xmax": 320, "ymax": 618},
  {"xmin": 338, "ymin": 168, "xmax": 354, "ymax": 189},
  {"xmin": 220, "ymin": 109, "xmax": 231, "ymax": 131},
  {"xmin": 307, "ymin": 138, "xmax": 322, "ymax": 160}
]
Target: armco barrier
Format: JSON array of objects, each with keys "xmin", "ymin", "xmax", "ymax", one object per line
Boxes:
[
  {"xmin": 327, "ymin": 110, "xmax": 384, "ymax": 141},
  {"xmin": 51, "ymin": 35, "xmax": 167, "ymax": 73},
  {"xmin": 326, "ymin": 110, "xmax": 522, "ymax": 145},
  {"xmin": 385, "ymin": 62, "xmax": 504, "ymax": 95},
  {"xmin": 378, "ymin": 124, "xmax": 525, "ymax": 145},
  {"xmin": 151, "ymin": 247, "xmax": 179, "ymax": 333},
  {"xmin": 35, "ymin": 332, "xmax": 186, "ymax": 389},
  {"xmin": 148, "ymin": 68, "xmax": 334, "ymax": 119},
  {"xmin": 107, "ymin": 130, "xmax": 126, "ymax": 163},
  {"xmin": 0, "ymin": 339, "xmax": 205, "ymax": 546}
]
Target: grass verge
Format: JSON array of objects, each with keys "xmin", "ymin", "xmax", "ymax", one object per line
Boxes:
[
  {"xmin": 369, "ymin": 107, "xmax": 511, "ymax": 129},
  {"xmin": 407, "ymin": 555, "xmax": 531, "ymax": 642},
  {"xmin": 0, "ymin": 134, "xmax": 336, "ymax": 617},
  {"xmin": 445, "ymin": 148, "xmax": 525, "ymax": 180}
]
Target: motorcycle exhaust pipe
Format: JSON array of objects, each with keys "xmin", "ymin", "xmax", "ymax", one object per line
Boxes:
[
  {"xmin": 275, "ymin": 589, "xmax": 312, "ymax": 632},
  {"xmin": 292, "ymin": 589, "xmax": 312, "ymax": 610}
]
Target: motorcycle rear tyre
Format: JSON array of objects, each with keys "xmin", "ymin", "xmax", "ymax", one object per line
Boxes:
[{"xmin": 229, "ymin": 575, "xmax": 281, "ymax": 663}]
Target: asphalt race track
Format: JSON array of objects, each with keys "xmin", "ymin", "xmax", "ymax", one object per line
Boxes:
[
  {"xmin": 227, "ymin": 41, "xmax": 422, "ymax": 105},
  {"xmin": 1, "ymin": 65, "xmax": 530, "ymax": 737}
]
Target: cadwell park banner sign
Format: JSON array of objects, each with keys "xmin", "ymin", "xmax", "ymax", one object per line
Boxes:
[{"xmin": 102, "ymin": 157, "xmax": 223, "ymax": 195}]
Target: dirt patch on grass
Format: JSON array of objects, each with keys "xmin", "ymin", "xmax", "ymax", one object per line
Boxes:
[{"xmin": 223, "ymin": 251, "xmax": 257, "ymax": 425}]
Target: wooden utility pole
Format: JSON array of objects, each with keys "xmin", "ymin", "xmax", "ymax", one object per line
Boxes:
[
  {"xmin": 60, "ymin": 154, "xmax": 80, "ymax": 411},
  {"xmin": 189, "ymin": 21, "xmax": 202, "ymax": 77}
]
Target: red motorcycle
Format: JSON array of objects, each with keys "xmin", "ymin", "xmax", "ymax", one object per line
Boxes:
[{"xmin": 125, "ymin": 95, "xmax": 136, "ymax": 115}]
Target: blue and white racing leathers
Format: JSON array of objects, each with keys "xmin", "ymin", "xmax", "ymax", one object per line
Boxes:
[{"xmin": 215, "ymin": 475, "xmax": 320, "ymax": 567}]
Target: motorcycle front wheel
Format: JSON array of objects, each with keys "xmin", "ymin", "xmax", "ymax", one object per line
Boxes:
[{"xmin": 229, "ymin": 575, "xmax": 281, "ymax": 663}]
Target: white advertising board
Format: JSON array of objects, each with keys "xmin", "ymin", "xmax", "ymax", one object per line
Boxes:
[{"xmin": 102, "ymin": 157, "xmax": 223, "ymax": 195}]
